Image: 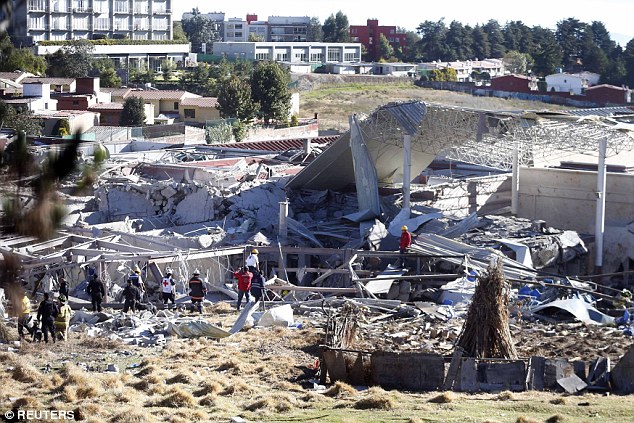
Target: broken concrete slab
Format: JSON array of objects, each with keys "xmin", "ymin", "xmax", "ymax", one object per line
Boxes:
[
  {"xmin": 544, "ymin": 358, "xmax": 574, "ymax": 391},
  {"xmin": 557, "ymin": 374, "xmax": 587, "ymax": 394},
  {"xmin": 610, "ymin": 345, "xmax": 634, "ymax": 394}
]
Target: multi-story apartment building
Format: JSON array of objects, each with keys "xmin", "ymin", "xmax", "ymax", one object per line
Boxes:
[
  {"xmin": 9, "ymin": 0, "xmax": 173, "ymax": 45},
  {"xmin": 349, "ymin": 19, "xmax": 407, "ymax": 61},
  {"xmin": 267, "ymin": 16, "xmax": 309, "ymax": 42}
]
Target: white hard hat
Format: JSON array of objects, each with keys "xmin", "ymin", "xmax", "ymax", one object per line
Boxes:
[
  {"xmin": 165, "ymin": 267, "xmax": 173, "ymax": 274},
  {"xmin": 193, "ymin": 269, "xmax": 200, "ymax": 275}
]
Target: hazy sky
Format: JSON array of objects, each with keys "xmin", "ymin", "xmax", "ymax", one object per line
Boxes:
[{"xmin": 174, "ymin": 0, "xmax": 634, "ymax": 46}]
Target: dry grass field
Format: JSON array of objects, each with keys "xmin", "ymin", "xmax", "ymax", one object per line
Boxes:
[
  {"xmin": 2, "ymin": 302, "xmax": 633, "ymax": 423},
  {"xmin": 296, "ymin": 77, "xmax": 571, "ymax": 134}
]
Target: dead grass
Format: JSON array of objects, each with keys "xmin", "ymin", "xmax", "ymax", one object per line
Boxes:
[
  {"xmin": 545, "ymin": 415, "xmax": 566, "ymax": 423},
  {"xmin": 353, "ymin": 387, "xmax": 395, "ymax": 410},
  {"xmin": 12, "ymin": 396, "xmax": 42, "ymax": 409},
  {"xmin": 216, "ymin": 358, "xmax": 256, "ymax": 375},
  {"xmin": 77, "ymin": 335, "xmax": 124, "ymax": 350},
  {"xmin": 515, "ymin": 417, "xmax": 540, "ymax": 423},
  {"xmin": 550, "ymin": 397, "xmax": 567, "ymax": 405},
  {"xmin": 245, "ymin": 393, "xmax": 294, "ymax": 413},
  {"xmin": 209, "ymin": 301, "xmax": 235, "ymax": 314},
  {"xmin": 109, "ymin": 408, "xmax": 153, "ymax": 423},
  {"xmin": 134, "ymin": 364, "xmax": 159, "ymax": 377},
  {"xmin": 496, "ymin": 391, "xmax": 515, "ymax": 401},
  {"xmin": 324, "ymin": 381, "xmax": 358, "ymax": 398},
  {"xmin": 60, "ymin": 385, "xmax": 77, "ymax": 402},
  {"xmin": 221, "ymin": 379, "xmax": 253, "ymax": 396},
  {"xmin": 152, "ymin": 386, "xmax": 196, "ymax": 407},
  {"xmin": 166, "ymin": 371, "xmax": 197, "ymax": 385},
  {"xmin": 429, "ymin": 391, "xmax": 455, "ymax": 404},
  {"xmin": 193, "ymin": 381, "xmax": 224, "ymax": 397},
  {"xmin": 199, "ymin": 394, "xmax": 217, "ymax": 406},
  {"xmin": 11, "ymin": 360, "xmax": 42, "ymax": 383},
  {"xmin": 60, "ymin": 363, "xmax": 90, "ymax": 385},
  {"xmin": 76, "ymin": 384, "xmax": 101, "ymax": 399}
]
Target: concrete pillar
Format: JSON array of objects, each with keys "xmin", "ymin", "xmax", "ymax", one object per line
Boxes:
[
  {"xmin": 303, "ymin": 138, "xmax": 311, "ymax": 155},
  {"xmin": 511, "ymin": 144, "xmax": 520, "ymax": 215},
  {"xmin": 594, "ymin": 137, "xmax": 607, "ymax": 272},
  {"xmin": 403, "ymin": 134, "xmax": 412, "ymax": 210},
  {"xmin": 278, "ymin": 200, "xmax": 289, "ymax": 244}
]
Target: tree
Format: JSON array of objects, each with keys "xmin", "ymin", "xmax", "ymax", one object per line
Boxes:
[
  {"xmin": 307, "ymin": 17, "xmax": 323, "ymax": 42},
  {"xmin": 503, "ymin": 50, "xmax": 533, "ymax": 74},
  {"xmin": 248, "ymin": 33, "xmax": 265, "ymax": 42},
  {"xmin": 624, "ymin": 38, "xmax": 634, "ymax": 88},
  {"xmin": 120, "ymin": 97, "xmax": 146, "ymax": 126},
  {"xmin": 322, "ymin": 11, "xmax": 349, "ymax": 42},
  {"xmin": 46, "ymin": 39, "xmax": 94, "ymax": 78},
  {"xmin": 251, "ymin": 61, "xmax": 291, "ymax": 125},
  {"xmin": 205, "ymin": 121, "xmax": 233, "ymax": 144},
  {"xmin": 416, "ymin": 19, "xmax": 451, "ymax": 61},
  {"xmin": 0, "ymin": 101, "xmax": 42, "ymax": 136},
  {"xmin": 503, "ymin": 21, "xmax": 532, "ymax": 55},
  {"xmin": 531, "ymin": 26, "xmax": 563, "ymax": 77},
  {"xmin": 471, "ymin": 26, "xmax": 491, "ymax": 61},
  {"xmin": 160, "ymin": 59, "xmax": 176, "ymax": 81},
  {"xmin": 0, "ymin": 33, "xmax": 47, "ymax": 74},
  {"xmin": 483, "ymin": 20, "xmax": 506, "ymax": 57},
  {"xmin": 556, "ymin": 18, "xmax": 587, "ymax": 70},
  {"xmin": 446, "ymin": 21, "xmax": 473, "ymax": 60},
  {"xmin": 99, "ymin": 67, "xmax": 121, "ymax": 88},
  {"xmin": 217, "ymin": 75, "xmax": 257, "ymax": 122},
  {"xmin": 172, "ymin": 21, "xmax": 188, "ymax": 42},
  {"xmin": 377, "ymin": 34, "xmax": 394, "ymax": 61},
  {"xmin": 182, "ymin": 8, "xmax": 221, "ymax": 53},
  {"xmin": 52, "ymin": 118, "xmax": 70, "ymax": 137}
]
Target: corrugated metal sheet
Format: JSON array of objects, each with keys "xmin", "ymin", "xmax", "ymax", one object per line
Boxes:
[
  {"xmin": 379, "ymin": 101, "xmax": 427, "ymax": 135},
  {"xmin": 220, "ymin": 136, "xmax": 338, "ymax": 152},
  {"xmin": 564, "ymin": 106, "xmax": 634, "ymax": 117}
]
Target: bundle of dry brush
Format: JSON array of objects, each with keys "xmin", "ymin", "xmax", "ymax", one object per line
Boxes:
[{"xmin": 456, "ymin": 259, "xmax": 518, "ymax": 359}]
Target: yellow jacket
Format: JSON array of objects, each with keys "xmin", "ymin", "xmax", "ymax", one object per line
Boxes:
[
  {"xmin": 21, "ymin": 296, "xmax": 31, "ymax": 316},
  {"xmin": 55, "ymin": 304, "xmax": 72, "ymax": 327}
]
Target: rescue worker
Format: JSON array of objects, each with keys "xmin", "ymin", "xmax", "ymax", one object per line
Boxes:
[
  {"xmin": 59, "ymin": 277, "xmax": 69, "ymax": 299},
  {"xmin": 129, "ymin": 265, "xmax": 146, "ymax": 301},
  {"xmin": 233, "ymin": 267, "xmax": 253, "ymax": 311},
  {"xmin": 122, "ymin": 279, "xmax": 140, "ymax": 313},
  {"xmin": 399, "ymin": 225, "xmax": 412, "ymax": 267},
  {"xmin": 36, "ymin": 292, "xmax": 58, "ymax": 344},
  {"xmin": 86, "ymin": 274, "xmax": 106, "ymax": 312},
  {"xmin": 161, "ymin": 267, "xmax": 176, "ymax": 310},
  {"xmin": 250, "ymin": 270, "xmax": 265, "ymax": 304},
  {"xmin": 188, "ymin": 269, "xmax": 207, "ymax": 314},
  {"xmin": 17, "ymin": 292, "xmax": 32, "ymax": 340},
  {"xmin": 55, "ymin": 295, "xmax": 72, "ymax": 341},
  {"xmin": 246, "ymin": 248, "xmax": 260, "ymax": 274}
]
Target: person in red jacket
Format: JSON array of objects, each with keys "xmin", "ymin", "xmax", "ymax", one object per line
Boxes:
[
  {"xmin": 400, "ymin": 225, "xmax": 412, "ymax": 267},
  {"xmin": 233, "ymin": 267, "xmax": 253, "ymax": 311}
]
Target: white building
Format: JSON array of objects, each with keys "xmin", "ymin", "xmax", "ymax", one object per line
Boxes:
[
  {"xmin": 213, "ymin": 42, "xmax": 362, "ymax": 64},
  {"xmin": 545, "ymin": 71, "xmax": 601, "ymax": 95},
  {"xmin": 418, "ymin": 59, "xmax": 506, "ymax": 82},
  {"xmin": 10, "ymin": 0, "xmax": 174, "ymax": 44}
]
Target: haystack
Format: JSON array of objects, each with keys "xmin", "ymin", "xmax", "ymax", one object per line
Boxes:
[{"xmin": 456, "ymin": 259, "xmax": 517, "ymax": 359}]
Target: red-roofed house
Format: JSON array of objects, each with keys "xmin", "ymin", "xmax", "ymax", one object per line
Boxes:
[
  {"xmin": 491, "ymin": 74, "xmax": 538, "ymax": 93},
  {"xmin": 123, "ymin": 90, "xmax": 201, "ymax": 118},
  {"xmin": 179, "ymin": 97, "xmax": 220, "ymax": 124},
  {"xmin": 584, "ymin": 84, "xmax": 631, "ymax": 105}
]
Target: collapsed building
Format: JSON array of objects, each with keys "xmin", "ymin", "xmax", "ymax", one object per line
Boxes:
[{"xmin": 2, "ymin": 101, "xmax": 634, "ymax": 393}]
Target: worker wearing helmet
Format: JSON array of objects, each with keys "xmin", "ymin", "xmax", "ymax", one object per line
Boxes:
[
  {"xmin": 161, "ymin": 267, "xmax": 176, "ymax": 310},
  {"xmin": 188, "ymin": 269, "xmax": 207, "ymax": 314},
  {"xmin": 399, "ymin": 225, "xmax": 412, "ymax": 267},
  {"xmin": 55, "ymin": 295, "xmax": 73, "ymax": 341},
  {"xmin": 129, "ymin": 265, "xmax": 146, "ymax": 302},
  {"xmin": 246, "ymin": 248, "xmax": 260, "ymax": 274}
]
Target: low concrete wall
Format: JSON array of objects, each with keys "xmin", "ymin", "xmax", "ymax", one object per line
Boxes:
[{"xmin": 518, "ymin": 167, "xmax": 634, "ymax": 272}]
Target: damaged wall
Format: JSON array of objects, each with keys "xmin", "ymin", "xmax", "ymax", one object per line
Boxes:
[{"xmin": 518, "ymin": 167, "xmax": 634, "ymax": 272}]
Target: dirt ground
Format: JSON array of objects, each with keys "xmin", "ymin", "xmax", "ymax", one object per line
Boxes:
[{"xmin": 2, "ymin": 301, "xmax": 633, "ymax": 423}]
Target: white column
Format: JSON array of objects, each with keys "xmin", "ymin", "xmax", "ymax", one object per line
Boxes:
[
  {"xmin": 403, "ymin": 134, "xmax": 412, "ymax": 210},
  {"xmin": 594, "ymin": 137, "xmax": 607, "ymax": 270},
  {"xmin": 278, "ymin": 200, "xmax": 289, "ymax": 244},
  {"xmin": 511, "ymin": 144, "xmax": 520, "ymax": 215}
]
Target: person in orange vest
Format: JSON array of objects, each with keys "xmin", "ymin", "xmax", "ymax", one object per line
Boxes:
[
  {"xmin": 233, "ymin": 267, "xmax": 253, "ymax": 311},
  {"xmin": 400, "ymin": 225, "xmax": 412, "ymax": 267},
  {"xmin": 188, "ymin": 269, "xmax": 207, "ymax": 314}
]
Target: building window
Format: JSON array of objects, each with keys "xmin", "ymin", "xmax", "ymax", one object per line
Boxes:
[
  {"xmin": 255, "ymin": 52, "xmax": 270, "ymax": 60},
  {"xmin": 276, "ymin": 53, "xmax": 288, "ymax": 61},
  {"xmin": 327, "ymin": 49, "xmax": 341, "ymax": 62},
  {"xmin": 173, "ymin": 102, "xmax": 179, "ymax": 110},
  {"xmin": 72, "ymin": 100, "xmax": 79, "ymax": 105},
  {"xmin": 184, "ymin": 109, "xmax": 195, "ymax": 118},
  {"xmin": 344, "ymin": 53, "xmax": 357, "ymax": 62}
]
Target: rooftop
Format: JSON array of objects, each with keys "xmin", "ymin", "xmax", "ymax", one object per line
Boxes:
[
  {"xmin": 124, "ymin": 90, "xmax": 201, "ymax": 101},
  {"xmin": 180, "ymin": 97, "xmax": 219, "ymax": 108}
]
